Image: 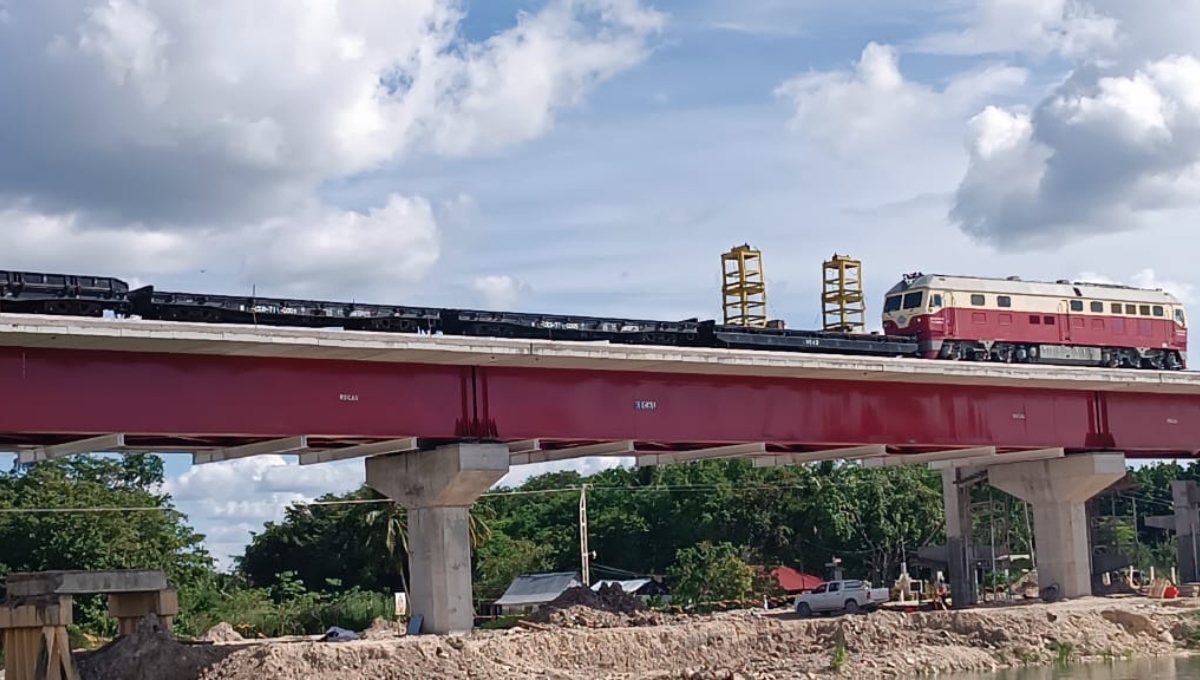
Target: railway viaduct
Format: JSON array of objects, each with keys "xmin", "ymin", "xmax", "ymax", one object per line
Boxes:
[{"xmin": 3, "ymin": 313, "xmax": 1200, "ymax": 634}]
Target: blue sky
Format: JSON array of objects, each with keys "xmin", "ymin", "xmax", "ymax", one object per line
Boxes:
[{"xmin": 3, "ymin": 0, "xmax": 1200, "ymax": 566}]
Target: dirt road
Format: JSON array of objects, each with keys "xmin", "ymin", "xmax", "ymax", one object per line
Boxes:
[{"xmin": 71, "ymin": 596, "xmax": 1200, "ymax": 680}]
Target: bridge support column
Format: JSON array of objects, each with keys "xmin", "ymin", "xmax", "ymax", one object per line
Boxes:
[
  {"xmin": 365, "ymin": 443, "xmax": 510, "ymax": 636},
  {"xmin": 1146, "ymin": 480, "xmax": 1200, "ymax": 583},
  {"xmin": 108, "ymin": 588, "xmax": 178, "ymax": 636},
  {"xmin": 989, "ymin": 453, "xmax": 1125, "ymax": 600},
  {"xmin": 942, "ymin": 467, "xmax": 978, "ymax": 608}
]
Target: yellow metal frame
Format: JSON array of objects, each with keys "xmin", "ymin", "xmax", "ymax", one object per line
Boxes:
[
  {"xmin": 721, "ymin": 244, "xmax": 768, "ymax": 327},
  {"xmin": 822, "ymin": 254, "xmax": 865, "ymax": 333}
]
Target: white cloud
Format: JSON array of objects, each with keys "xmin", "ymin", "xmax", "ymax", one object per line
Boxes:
[
  {"xmin": 950, "ymin": 56, "xmax": 1200, "ymax": 250},
  {"xmin": 775, "ymin": 42, "xmax": 1028, "ymax": 156},
  {"xmin": 164, "ymin": 455, "xmax": 366, "ymax": 567},
  {"xmin": 0, "ymin": 0, "xmax": 664, "ymax": 298},
  {"xmin": 911, "ymin": 0, "xmax": 1119, "ymax": 58},
  {"xmin": 1075, "ymin": 268, "xmax": 1197, "ymax": 305},
  {"xmin": 472, "ymin": 274, "xmax": 529, "ymax": 310}
]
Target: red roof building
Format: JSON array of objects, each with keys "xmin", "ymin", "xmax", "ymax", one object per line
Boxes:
[{"xmin": 773, "ymin": 566, "xmax": 824, "ymax": 593}]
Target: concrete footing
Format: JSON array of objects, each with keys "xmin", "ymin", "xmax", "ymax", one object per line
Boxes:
[
  {"xmin": 989, "ymin": 452, "xmax": 1126, "ymax": 599},
  {"xmin": 366, "ymin": 443, "xmax": 510, "ymax": 635}
]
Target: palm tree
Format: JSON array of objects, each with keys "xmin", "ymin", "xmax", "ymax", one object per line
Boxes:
[{"xmin": 365, "ymin": 501, "xmax": 495, "ymax": 603}]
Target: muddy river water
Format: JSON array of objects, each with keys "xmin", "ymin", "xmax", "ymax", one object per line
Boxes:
[{"xmin": 945, "ymin": 655, "xmax": 1200, "ymax": 679}]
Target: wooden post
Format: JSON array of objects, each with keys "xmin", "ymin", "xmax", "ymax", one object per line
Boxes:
[{"xmin": 0, "ymin": 595, "xmax": 79, "ymax": 680}]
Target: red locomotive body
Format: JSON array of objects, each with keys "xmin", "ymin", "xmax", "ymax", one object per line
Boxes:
[{"xmin": 881, "ymin": 273, "xmax": 1188, "ymax": 370}]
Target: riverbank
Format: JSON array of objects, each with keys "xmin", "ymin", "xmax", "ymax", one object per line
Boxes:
[{"xmin": 70, "ymin": 596, "xmax": 1200, "ymax": 680}]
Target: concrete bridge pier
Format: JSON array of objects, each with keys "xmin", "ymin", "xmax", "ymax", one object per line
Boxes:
[
  {"xmin": 365, "ymin": 443, "xmax": 510, "ymax": 636},
  {"xmin": 941, "ymin": 467, "xmax": 979, "ymax": 608},
  {"xmin": 989, "ymin": 452, "xmax": 1126, "ymax": 600}
]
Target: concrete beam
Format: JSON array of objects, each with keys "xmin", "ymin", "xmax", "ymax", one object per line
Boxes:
[
  {"xmin": 366, "ymin": 443, "xmax": 511, "ymax": 510},
  {"xmin": 298, "ymin": 437, "xmax": 419, "ymax": 465},
  {"xmin": 989, "ymin": 452, "xmax": 1127, "ymax": 599},
  {"xmin": 752, "ymin": 445, "xmax": 886, "ymax": 468},
  {"xmin": 192, "ymin": 436, "xmax": 309, "ymax": 464},
  {"xmin": 365, "ymin": 443, "xmax": 510, "ymax": 636},
  {"xmin": 510, "ymin": 440, "xmax": 634, "ymax": 466},
  {"xmin": 929, "ymin": 447, "xmax": 1065, "ymax": 471},
  {"xmin": 863, "ymin": 446, "xmax": 996, "ymax": 468},
  {"xmin": 635, "ymin": 443, "xmax": 767, "ymax": 467},
  {"xmin": 6, "ymin": 569, "xmax": 169, "ymax": 597},
  {"xmin": 17, "ymin": 433, "xmax": 126, "ymax": 464}
]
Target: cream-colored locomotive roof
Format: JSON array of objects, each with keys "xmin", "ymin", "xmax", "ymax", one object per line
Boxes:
[{"xmin": 887, "ymin": 273, "xmax": 1183, "ymax": 306}]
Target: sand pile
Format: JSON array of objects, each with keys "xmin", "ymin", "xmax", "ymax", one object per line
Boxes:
[
  {"xmin": 201, "ymin": 622, "xmax": 245, "ymax": 643},
  {"xmin": 67, "ymin": 598, "xmax": 1200, "ymax": 680},
  {"xmin": 74, "ymin": 615, "xmax": 232, "ymax": 680}
]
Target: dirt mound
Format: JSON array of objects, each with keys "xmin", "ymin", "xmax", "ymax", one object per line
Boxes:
[
  {"xmin": 526, "ymin": 583, "xmax": 647, "ymax": 626},
  {"xmin": 200, "ymin": 622, "xmax": 244, "ymax": 643},
  {"xmin": 74, "ymin": 614, "xmax": 233, "ymax": 680},
  {"xmin": 360, "ymin": 616, "xmax": 406, "ymax": 640}
]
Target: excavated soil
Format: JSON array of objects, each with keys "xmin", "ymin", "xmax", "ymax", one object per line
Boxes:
[
  {"xmin": 526, "ymin": 583, "xmax": 663, "ymax": 628},
  {"xmin": 71, "ymin": 597, "xmax": 1200, "ymax": 680}
]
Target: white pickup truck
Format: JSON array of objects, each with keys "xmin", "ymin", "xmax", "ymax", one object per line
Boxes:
[{"xmin": 793, "ymin": 579, "xmax": 890, "ymax": 617}]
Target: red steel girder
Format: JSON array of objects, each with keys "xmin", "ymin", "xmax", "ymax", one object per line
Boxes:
[
  {"xmin": 3, "ymin": 347, "xmax": 1200, "ymax": 458},
  {"xmin": 0, "ymin": 348, "xmax": 469, "ymax": 439},
  {"xmin": 475, "ymin": 366, "xmax": 1200, "ymax": 457}
]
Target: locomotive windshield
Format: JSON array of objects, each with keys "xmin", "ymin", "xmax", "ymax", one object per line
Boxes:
[
  {"xmin": 884, "ymin": 295, "xmax": 902, "ymax": 312},
  {"xmin": 901, "ymin": 291, "xmax": 924, "ymax": 309}
]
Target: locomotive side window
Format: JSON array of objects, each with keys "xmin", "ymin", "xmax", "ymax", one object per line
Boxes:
[
  {"xmin": 901, "ymin": 291, "xmax": 924, "ymax": 309},
  {"xmin": 1112, "ymin": 303, "xmax": 1122, "ymax": 313},
  {"xmin": 1069, "ymin": 300, "xmax": 1083, "ymax": 312},
  {"xmin": 1140, "ymin": 305, "xmax": 1151, "ymax": 316},
  {"xmin": 1126, "ymin": 304, "xmax": 1136, "ymax": 314},
  {"xmin": 931, "ymin": 294, "xmax": 943, "ymax": 307},
  {"xmin": 997, "ymin": 295, "xmax": 1012, "ymax": 308},
  {"xmin": 1177, "ymin": 309, "xmax": 1187, "ymax": 326},
  {"xmin": 970, "ymin": 294, "xmax": 985, "ymax": 305},
  {"xmin": 1153, "ymin": 306, "xmax": 1164, "ymax": 317},
  {"xmin": 884, "ymin": 295, "xmax": 902, "ymax": 312},
  {"xmin": 1090, "ymin": 301, "xmax": 1103, "ymax": 313}
]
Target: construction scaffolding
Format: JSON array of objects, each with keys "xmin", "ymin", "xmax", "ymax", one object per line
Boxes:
[
  {"xmin": 822, "ymin": 254, "xmax": 865, "ymax": 333},
  {"xmin": 721, "ymin": 244, "xmax": 768, "ymax": 328}
]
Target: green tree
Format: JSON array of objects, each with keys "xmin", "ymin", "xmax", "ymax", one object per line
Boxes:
[
  {"xmin": 0, "ymin": 454, "xmax": 213, "ymax": 632},
  {"xmin": 668, "ymin": 541, "xmax": 755, "ymax": 606}
]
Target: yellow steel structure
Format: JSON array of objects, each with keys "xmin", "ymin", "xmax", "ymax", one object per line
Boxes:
[
  {"xmin": 822, "ymin": 253, "xmax": 865, "ymax": 333},
  {"xmin": 721, "ymin": 244, "xmax": 768, "ymax": 327}
]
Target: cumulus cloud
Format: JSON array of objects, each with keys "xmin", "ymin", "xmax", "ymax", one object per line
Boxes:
[
  {"xmin": 472, "ymin": 274, "xmax": 530, "ymax": 310},
  {"xmin": 0, "ymin": 0, "xmax": 664, "ymax": 296},
  {"xmin": 946, "ymin": 1, "xmax": 1200, "ymax": 250},
  {"xmin": 774, "ymin": 42, "xmax": 1028, "ymax": 155},
  {"xmin": 163, "ymin": 455, "xmax": 366, "ymax": 567}
]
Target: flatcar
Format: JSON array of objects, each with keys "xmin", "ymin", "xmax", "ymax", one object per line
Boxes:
[
  {"xmin": 0, "ymin": 270, "xmax": 130, "ymax": 316},
  {"xmin": 881, "ymin": 273, "xmax": 1187, "ymax": 370}
]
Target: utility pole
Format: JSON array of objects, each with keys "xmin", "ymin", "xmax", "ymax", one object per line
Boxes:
[{"xmin": 579, "ymin": 484, "xmax": 590, "ymax": 586}]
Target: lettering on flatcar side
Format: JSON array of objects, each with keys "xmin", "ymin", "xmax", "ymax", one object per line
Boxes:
[
  {"xmin": 339, "ymin": 393, "xmax": 360, "ymax": 402},
  {"xmin": 634, "ymin": 400, "xmax": 657, "ymax": 411},
  {"xmin": 1011, "ymin": 412, "xmax": 1026, "ymax": 420}
]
